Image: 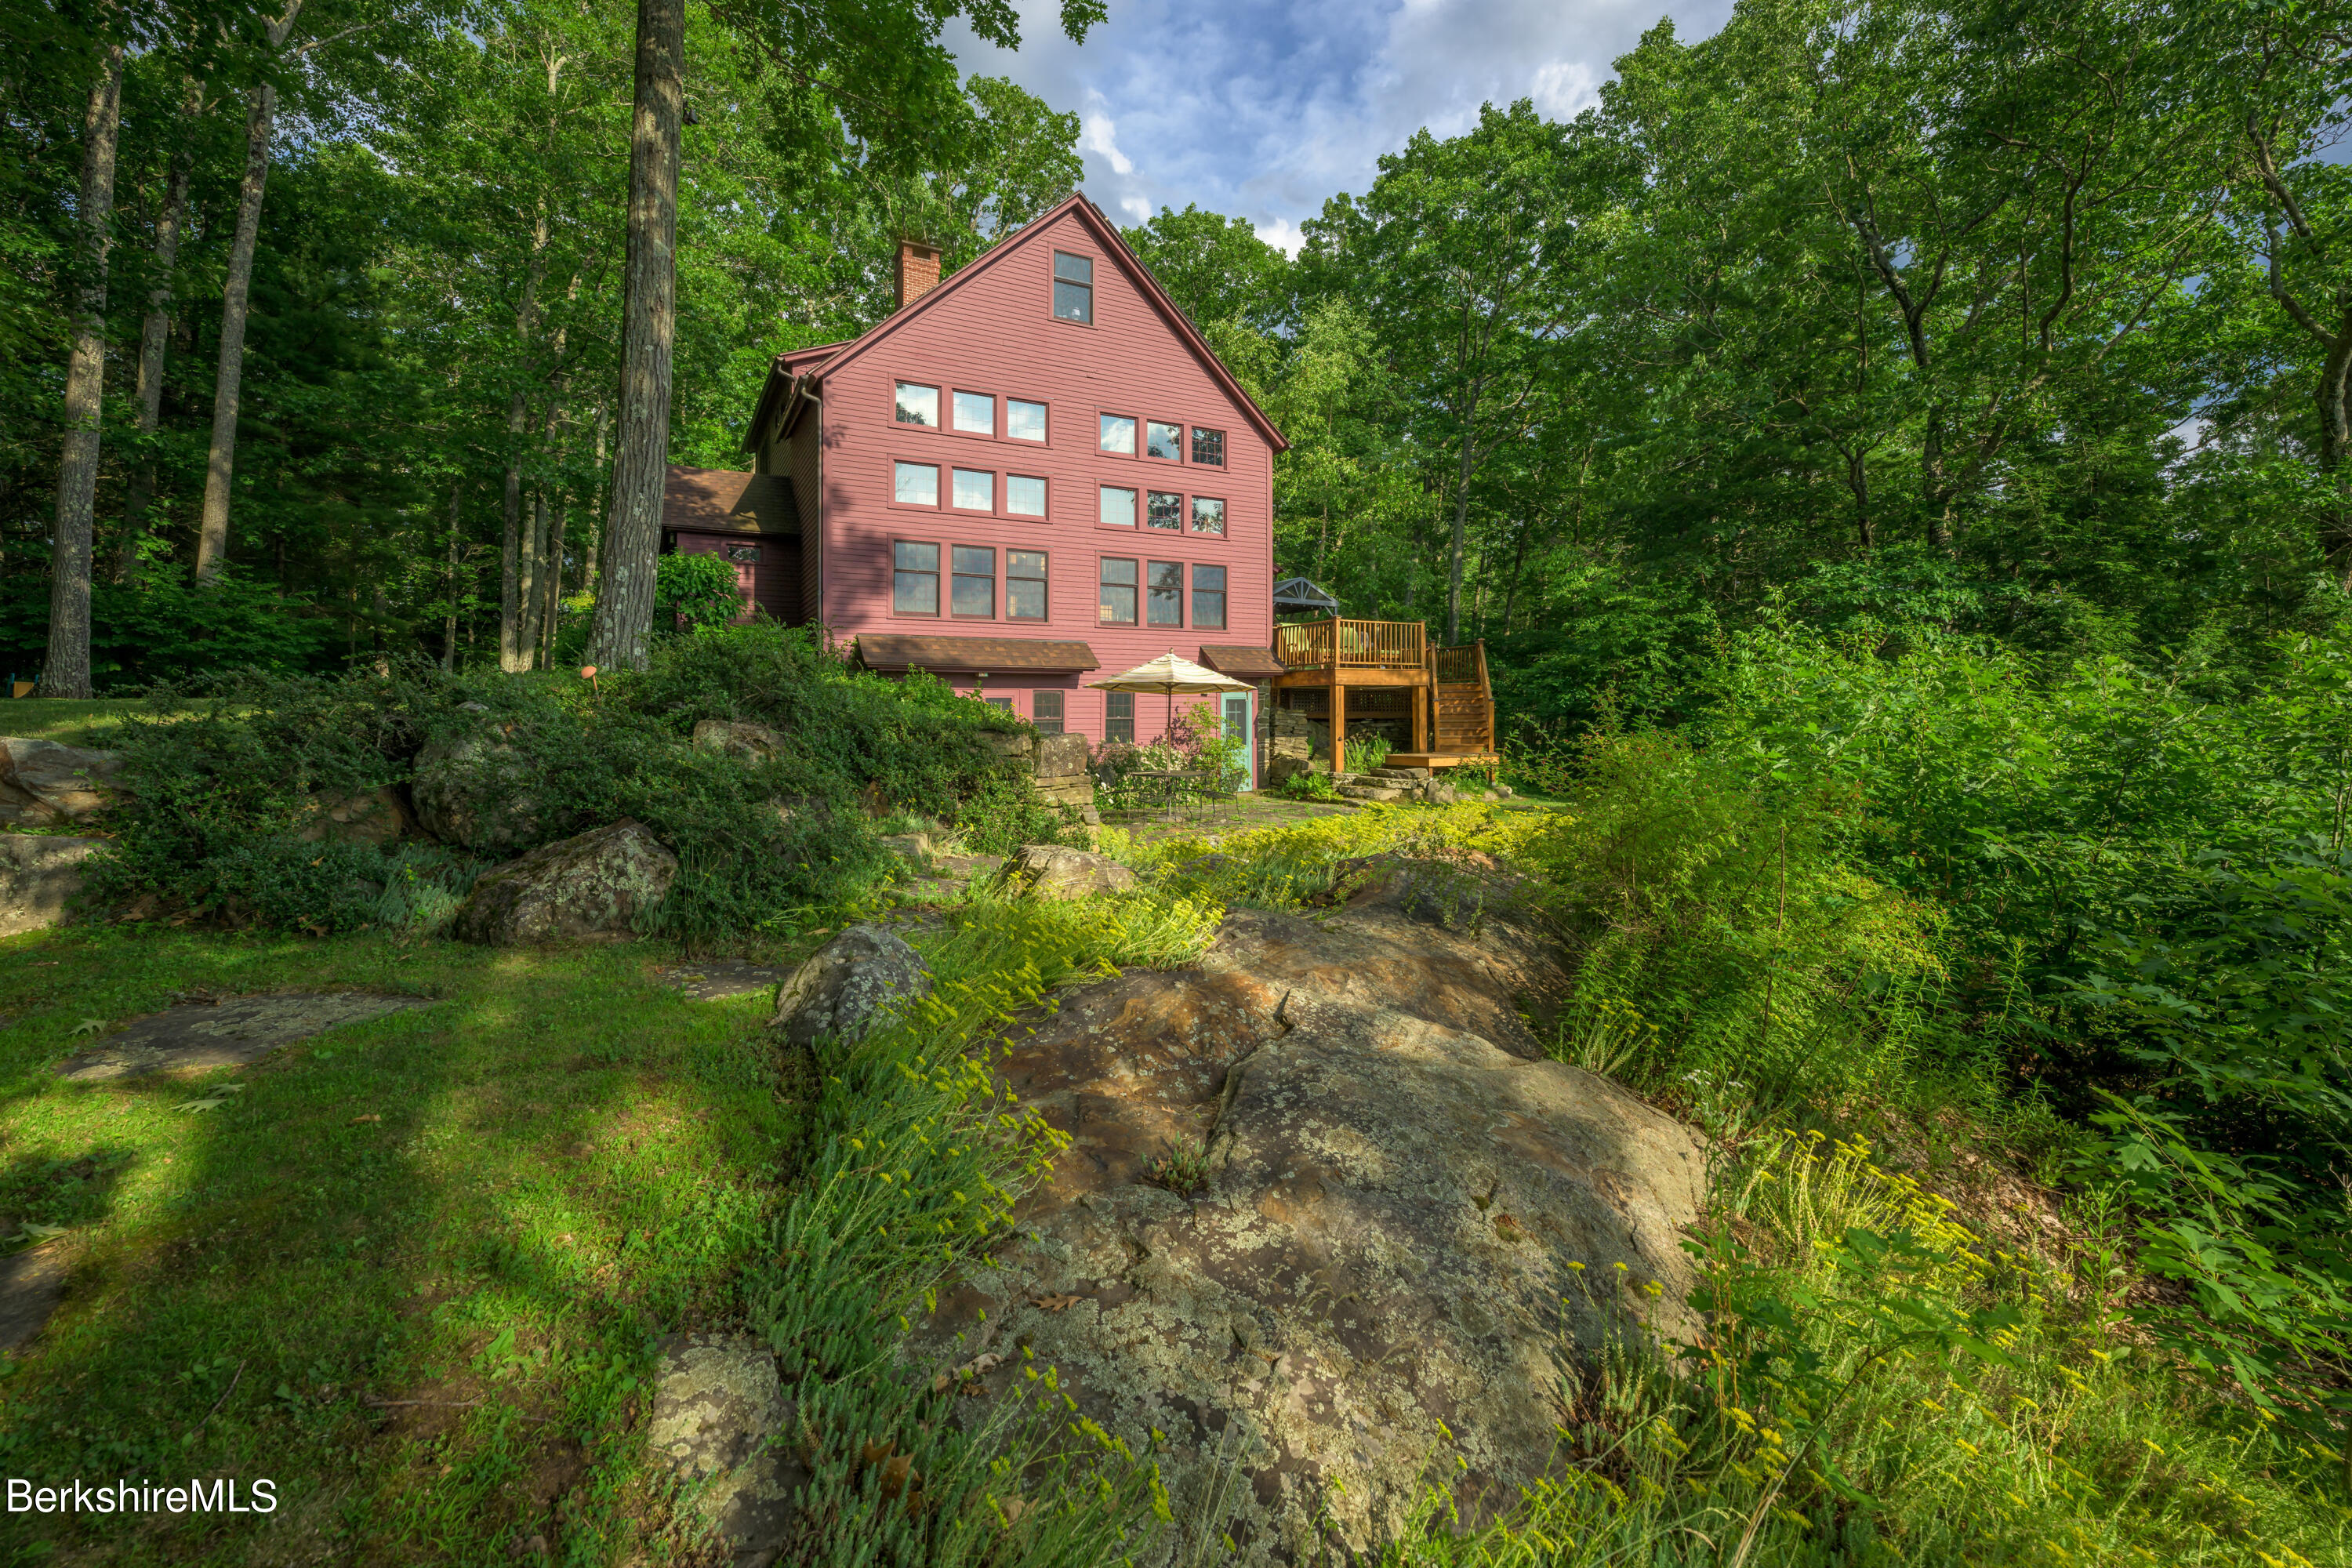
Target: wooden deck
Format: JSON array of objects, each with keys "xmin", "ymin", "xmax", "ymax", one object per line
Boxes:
[{"xmin": 1270, "ymin": 618, "xmax": 1496, "ymax": 773}]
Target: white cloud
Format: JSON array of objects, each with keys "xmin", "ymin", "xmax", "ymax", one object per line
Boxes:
[
  {"xmin": 1080, "ymin": 108, "xmax": 1135, "ymax": 176},
  {"xmin": 1254, "ymin": 217, "xmax": 1305, "ymax": 256},
  {"xmin": 1530, "ymin": 60, "xmax": 1599, "ymax": 122},
  {"xmin": 949, "ymin": 0, "xmax": 1737, "ymax": 232}
]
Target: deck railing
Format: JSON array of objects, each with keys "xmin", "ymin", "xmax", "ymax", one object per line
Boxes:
[{"xmin": 1274, "ymin": 616, "xmax": 1427, "ymax": 671}]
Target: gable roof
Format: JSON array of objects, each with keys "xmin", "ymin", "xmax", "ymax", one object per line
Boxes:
[
  {"xmin": 744, "ymin": 191, "xmax": 1288, "ymax": 454},
  {"xmin": 662, "ymin": 466, "xmax": 799, "ymax": 535}
]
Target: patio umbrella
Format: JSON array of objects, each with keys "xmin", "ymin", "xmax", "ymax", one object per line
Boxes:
[{"xmin": 1088, "ymin": 650, "xmax": 1253, "ymax": 745}]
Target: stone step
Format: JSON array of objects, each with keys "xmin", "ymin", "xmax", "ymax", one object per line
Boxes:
[
  {"xmin": 1368, "ymin": 766, "xmax": 1432, "ymax": 781},
  {"xmin": 1336, "ymin": 784, "xmax": 1404, "ymax": 802}
]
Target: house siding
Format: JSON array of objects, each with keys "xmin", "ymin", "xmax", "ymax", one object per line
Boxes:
[
  {"xmin": 786, "ymin": 404, "xmax": 825, "ymax": 628},
  {"xmin": 673, "ymin": 529, "xmax": 800, "ymax": 626},
  {"xmin": 813, "ymin": 207, "xmax": 1276, "ymax": 746}
]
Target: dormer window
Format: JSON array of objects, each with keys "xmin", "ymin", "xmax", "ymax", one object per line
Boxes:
[
  {"xmin": 895, "ymin": 383, "xmax": 938, "ymax": 426},
  {"xmin": 1053, "ymin": 252, "xmax": 1093, "ymax": 323}
]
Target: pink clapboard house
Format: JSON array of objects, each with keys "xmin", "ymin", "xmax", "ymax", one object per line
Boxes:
[{"xmin": 661, "ymin": 191, "xmax": 1289, "ymax": 774}]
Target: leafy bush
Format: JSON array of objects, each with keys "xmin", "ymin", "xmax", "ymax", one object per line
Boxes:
[
  {"xmin": 1342, "ymin": 731, "xmax": 1391, "ymax": 772},
  {"xmin": 1273, "ymin": 768, "xmax": 1340, "ymax": 802},
  {"xmin": 654, "ymin": 552, "xmax": 746, "ymax": 630},
  {"xmin": 0, "ymin": 566, "xmax": 338, "ymax": 689},
  {"xmin": 84, "ymin": 625, "xmax": 1079, "ymax": 944}
]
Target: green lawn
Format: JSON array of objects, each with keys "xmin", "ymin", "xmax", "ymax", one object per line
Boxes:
[
  {"xmin": 0, "ymin": 699, "xmax": 183, "ymax": 749},
  {"xmin": 0, "ymin": 923, "xmax": 818, "ymax": 1563}
]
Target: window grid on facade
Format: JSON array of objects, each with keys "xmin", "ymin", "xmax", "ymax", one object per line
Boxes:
[
  {"xmin": 952, "ymin": 468, "xmax": 993, "ymax": 510},
  {"xmin": 1007, "ymin": 474, "xmax": 1047, "ymax": 517},
  {"xmin": 893, "ymin": 540, "xmax": 939, "ymax": 615},
  {"xmin": 1147, "ymin": 561, "xmax": 1183, "ymax": 627},
  {"xmin": 1191, "ymin": 426, "xmax": 1225, "ymax": 466},
  {"xmin": 1098, "ymin": 414, "xmax": 1136, "ymax": 455},
  {"xmin": 1098, "ymin": 557, "xmax": 1138, "ymax": 625},
  {"xmin": 1146, "ymin": 420, "xmax": 1181, "ymax": 459},
  {"xmin": 1007, "ymin": 399, "xmax": 1047, "ymax": 441},
  {"xmin": 1033, "ymin": 689, "xmax": 1065, "ymax": 734},
  {"xmin": 1105, "ymin": 691, "xmax": 1134, "ymax": 744},
  {"xmin": 1099, "ymin": 485, "xmax": 1136, "ymax": 528},
  {"xmin": 1190, "ymin": 496, "xmax": 1225, "ymax": 535},
  {"xmin": 1146, "ymin": 491, "xmax": 1182, "ymax": 530},
  {"xmin": 953, "ymin": 390, "xmax": 993, "ymax": 434},
  {"xmin": 951, "ymin": 545, "xmax": 995, "ymax": 618},
  {"xmin": 895, "ymin": 383, "xmax": 939, "ymax": 426},
  {"xmin": 1008, "ymin": 550, "xmax": 1047, "ymax": 620},
  {"xmin": 1192, "ymin": 564, "xmax": 1227, "ymax": 630},
  {"xmin": 1053, "ymin": 252, "xmax": 1094, "ymax": 323},
  {"xmin": 894, "ymin": 461, "xmax": 938, "ymax": 506}
]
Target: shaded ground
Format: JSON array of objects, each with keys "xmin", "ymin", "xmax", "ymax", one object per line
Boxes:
[
  {"xmin": 0, "ymin": 697, "xmax": 195, "ymax": 748},
  {"xmin": 0, "ymin": 924, "xmax": 825, "ymax": 1564}
]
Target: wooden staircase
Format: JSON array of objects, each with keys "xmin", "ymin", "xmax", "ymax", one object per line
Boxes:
[{"xmin": 1390, "ymin": 641, "xmax": 1497, "ymax": 767}]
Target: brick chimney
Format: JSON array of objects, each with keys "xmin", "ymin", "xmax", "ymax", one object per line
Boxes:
[{"xmin": 895, "ymin": 240, "xmax": 942, "ymax": 310}]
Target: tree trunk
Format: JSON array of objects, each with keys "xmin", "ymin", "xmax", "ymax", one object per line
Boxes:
[
  {"xmin": 441, "ymin": 481, "xmax": 460, "ymax": 670},
  {"xmin": 1500, "ymin": 516, "xmax": 1530, "ymax": 635},
  {"xmin": 2316, "ymin": 321, "xmax": 2352, "ymax": 592},
  {"xmin": 542, "ymin": 503, "xmax": 568, "ymax": 666},
  {"xmin": 120, "ymin": 80, "xmax": 200, "ymax": 581},
  {"xmin": 521, "ymin": 488, "xmax": 547, "ymax": 664},
  {"xmin": 1443, "ymin": 448, "xmax": 1474, "ymax": 644},
  {"xmin": 499, "ymin": 389, "xmax": 528, "ymax": 670},
  {"xmin": 42, "ymin": 45, "xmax": 125, "ymax": 701},
  {"xmin": 194, "ymin": 3, "xmax": 301, "ymax": 582},
  {"xmin": 587, "ymin": 0, "xmax": 684, "ymax": 673}
]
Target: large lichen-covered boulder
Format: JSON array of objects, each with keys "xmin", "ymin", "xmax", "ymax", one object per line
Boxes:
[
  {"xmin": 0, "ymin": 739, "xmax": 122, "ymax": 826},
  {"xmin": 999, "ymin": 843, "xmax": 1138, "ymax": 900},
  {"xmin": 452, "ymin": 819, "xmax": 676, "ymax": 945},
  {"xmin": 0, "ymin": 834, "xmax": 102, "ymax": 937},
  {"xmin": 410, "ymin": 728, "xmax": 541, "ymax": 851},
  {"xmin": 770, "ymin": 924, "xmax": 932, "ymax": 1048},
  {"xmin": 907, "ymin": 880, "xmax": 1704, "ymax": 1564},
  {"xmin": 647, "ymin": 1333, "xmax": 804, "ymax": 1559}
]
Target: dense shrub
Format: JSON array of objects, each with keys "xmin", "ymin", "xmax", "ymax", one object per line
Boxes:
[
  {"xmin": 0, "ymin": 566, "xmax": 338, "ymax": 688},
  {"xmin": 85, "ymin": 625, "xmax": 1082, "ymax": 943}
]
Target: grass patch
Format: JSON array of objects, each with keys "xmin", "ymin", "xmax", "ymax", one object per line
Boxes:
[
  {"xmin": 0, "ymin": 699, "xmax": 189, "ymax": 749},
  {"xmin": 0, "ymin": 923, "xmax": 814, "ymax": 1563}
]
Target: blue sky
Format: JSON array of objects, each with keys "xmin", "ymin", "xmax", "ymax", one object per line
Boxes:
[{"xmin": 947, "ymin": 0, "xmax": 1736, "ymax": 249}]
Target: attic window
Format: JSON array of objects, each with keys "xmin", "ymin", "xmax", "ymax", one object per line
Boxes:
[
  {"xmin": 1191, "ymin": 426, "xmax": 1225, "ymax": 467},
  {"xmin": 1053, "ymin": 252, "xmax": 1093, "ymax": 324}
]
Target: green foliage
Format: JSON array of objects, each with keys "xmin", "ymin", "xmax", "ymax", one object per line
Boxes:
[
  {"xmin": 1274, "ymin": 768, "xmax": 1341, "ymax": 803},
  {"xmin": 0, "ymin": 568, "xmax": 336, "ymax": 690},
  {"xmin": 1342, "ymin": 731, "xmax": 1392, "ymax": 773},
  {"xmin": 85, "ymin": 626, "xmax": 1075, "ymax": 943},
  {"xmin": 653, "ymin": 552, "xmax": 746, "ymax": 630}
]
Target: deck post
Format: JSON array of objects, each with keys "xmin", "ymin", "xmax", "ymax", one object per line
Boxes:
[
  {"xmin": 1412, "ymin": 657, "xmax": 1430, "ymax": 755},
  {"xmin": 1330, "ymin": 680, "xmax": 1346, "ymax": 776}
]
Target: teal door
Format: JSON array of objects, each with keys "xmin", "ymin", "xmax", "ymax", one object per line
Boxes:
[{"xmin": 1222, "ymin": 692, "xmax": 1254, "ymax": 791}]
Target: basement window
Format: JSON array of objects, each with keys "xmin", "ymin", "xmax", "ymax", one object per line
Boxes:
[{"xmin": 1032, "ymin": 688, "xmax": 1065, "ymax": 733}]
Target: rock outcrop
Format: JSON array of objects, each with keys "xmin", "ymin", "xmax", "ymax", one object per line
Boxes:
[
  {"xmin": 691, "ymin": 719, "xmax": 788, "ymax": 763},
  {"xmin": 0, "ymin": 834, "xmax": 102, "ymax": 936},
  {"xmin": 411, "ymin": 728, "xmax": 542, "ymax": 851},
  {"xmin": 648, "ymin": 1333, "xmax": 803, "ymax": 1563},
  {"xmin": 999, "ymin": 843, "xmax": 1138, "ymax": 900},
  {"xmin": 452, "ymin": 819, "xmax": 677, "ymax": 945},
  {"xmin": 0, "ymin": 739, "xmax": 122, "ymax": 826},
  {"xmin": 296, "ymin": 786, "xmax": 410, "ymax": 846},
  {"xmin": 770, "ymin": 924, "xmax": 933, "ymax": 1048},
  {"xmin": 908, "ymin": 863, "xmax": 1704, "ymax": 1563}
]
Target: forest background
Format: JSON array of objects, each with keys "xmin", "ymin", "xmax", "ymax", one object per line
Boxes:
[{"xmin": 13, "ymin": 0, "xmax": 2352, "ymax": 1521}]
